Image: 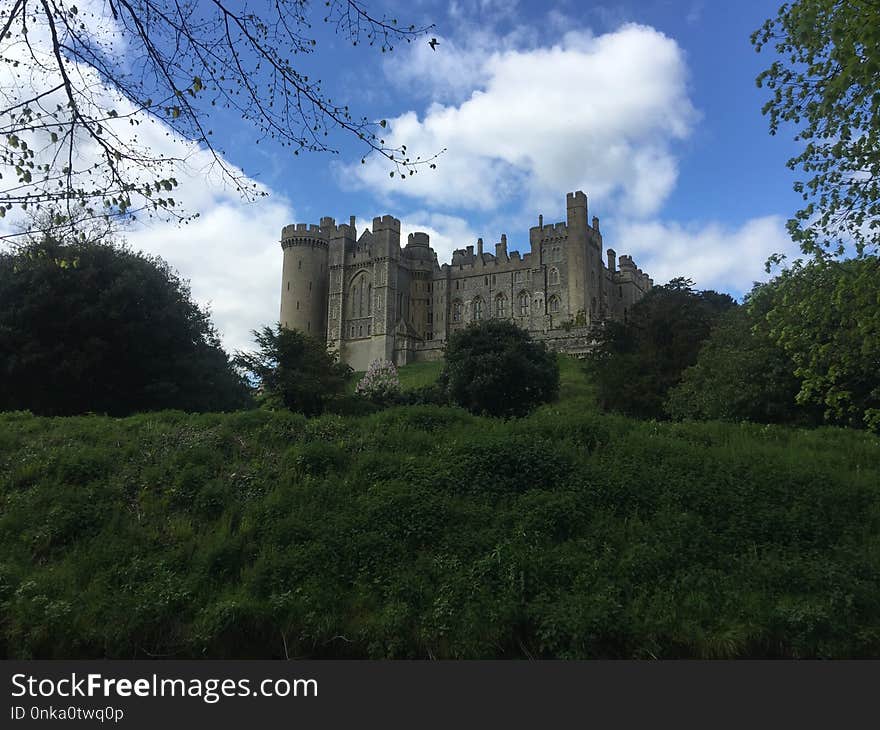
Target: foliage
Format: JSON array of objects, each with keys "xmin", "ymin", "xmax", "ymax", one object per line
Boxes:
[
  {"xmin": 0, "ymin": 0, "xmax": 441, "ymax": 239},
  {"xmin": 756, "ymin": 255, "xmax": 880, "ymax": 431},
  {"xmin": 441, "ymin": 319, "xmax": 559, "ymax": 417},
  {"xmin": 1, "ymin": 362, "xmax": 880, "ymax": 659},
  {"xmin": 587, "ymin": 278, "xmax": 736, "ymax": 419},
  {"xmin": 752, "ymin": 0, "xmax": 880, "ymax": 256},
  {"xmin": 0, "ymin": 237, "xmax": 250, "ymax": 416},
  {"xmin": 664, "ymin": 302, "xmax": 817, "ymax": 424},
  {"xmin": 355, "ymin": 359, "xmax": 401, "ymax": 404},
  {"xmin": 234, "ymin": 324, "xmax": 351, "ymax": 416}
]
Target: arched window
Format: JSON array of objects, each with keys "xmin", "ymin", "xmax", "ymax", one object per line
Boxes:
[
  {"xmin": 549, "ymin": 267, "xmax": 559, "ymax": 285},
  {"xmin": 518, "ymin": 291, "xmax": 530, "ymax": 317},
  {"xmin": 548, "ymin": 296, "xmax": 560, "ymax": 314},
  {"xmin": 495, "ymin": 293, "xmax": 506, "ymax": 318},
  {"xmin": 349, "ymin": 271, "xmax": 372, "ymax": 318},
  {"xmin": 473, "ymin": 297, "xmax": 484, "ymax": 321},
  {"xmin": 452, "ymin": 299, "xmax": 463, "ymax": 322}
]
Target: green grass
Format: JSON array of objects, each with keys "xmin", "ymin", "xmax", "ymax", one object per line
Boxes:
[
  {"xmin": 348, "ymin": 359, "xmax": 444, "ymax": 394},
  {"xmin": 1, "ymin": 356, "xmax": 879, "ymax": 659}
]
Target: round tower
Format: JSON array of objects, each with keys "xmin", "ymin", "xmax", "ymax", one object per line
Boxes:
[{"xmin": 280, "ymin": 220, "xmax": 330, "ymax": 339}]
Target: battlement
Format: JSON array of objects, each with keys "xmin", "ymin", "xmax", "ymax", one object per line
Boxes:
[
  {"xmin": 282, "ymin": 222, "xmax": 327, "ymax": 237},
  {"xmin": 372, "ymin": 215, "xmax": 401, "ymax": 233},
  {"xmin": 407, "ymin": 232, "xmax": 430, "ymax": 247}
]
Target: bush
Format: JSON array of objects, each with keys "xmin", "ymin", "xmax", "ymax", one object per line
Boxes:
[
  {"xmin": 355, "ymin": 359, "xmax": 401, "ymax": 404},
  {"xmin": 441, "ymin": 320, "xmax": 559, "ymax": 417},
  {"xmin": 0, "ymin": 238, "xmax": 250, "ymax": 415}
]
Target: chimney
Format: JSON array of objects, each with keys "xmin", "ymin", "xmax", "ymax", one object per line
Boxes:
[
  {"xmin": 466, "ymin": 244, "xmax": 474, "ymax": 257},
  {"xmin": 593, "ymin": 216, "xmax": 600, "ymax": 232},
  {"xmin": 477, "ymin": 237, "xmax": 483, "ymax": 256},
  {"xmin": 495, "ymin": 238, "xmax": 508, "ymax": 259},
  {"xmin": 349, "ymin": 215, "xmax": 356, "ymax": 230},
  {"xmin": 607, "ymin": 248, "xmax": 616, "ymax": 272},
  {"xmin": 538, "ymin": 214, "xmax": 543, "ymax": 227}
]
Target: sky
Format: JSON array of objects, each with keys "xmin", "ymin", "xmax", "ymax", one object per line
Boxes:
[{"xmin": 2, "ymin": 0, "xmax": 807, "ymax": 353}]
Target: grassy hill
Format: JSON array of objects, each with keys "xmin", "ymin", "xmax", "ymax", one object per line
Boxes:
[{"xmin": 1, "ymin": 356, "xmax": 879, "ymax": 658}]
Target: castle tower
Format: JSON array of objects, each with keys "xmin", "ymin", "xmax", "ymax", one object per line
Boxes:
[
  {"xmin": 280, "ymin": 221, "xmax": 330, "ymax": 338},
  {"xmin": 565, "ymin": 191, "xmax": 589, "ymax": 318}
]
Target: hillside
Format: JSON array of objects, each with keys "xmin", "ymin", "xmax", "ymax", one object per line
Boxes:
[{"xmin": 1, "ymin": 357, "xmax": 879, "ymax": 658}]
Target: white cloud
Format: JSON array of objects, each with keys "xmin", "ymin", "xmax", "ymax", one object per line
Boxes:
[
  {"xmin": 354, "ymin": 23, "xmax": 697, "ymax": 217},
  {"xmin": 614, "ymin": 215, "xmax": 800, "ymax": 295}
]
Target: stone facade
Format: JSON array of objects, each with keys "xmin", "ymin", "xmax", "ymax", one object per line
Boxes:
[{"xmin": 279, "ymin": 191, "xmax": 652, "ymax": 371}]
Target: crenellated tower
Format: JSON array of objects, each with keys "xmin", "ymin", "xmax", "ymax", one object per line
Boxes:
[{"xmin": 280, "ymin": 221, "xmax": 330, "ymax": 338}]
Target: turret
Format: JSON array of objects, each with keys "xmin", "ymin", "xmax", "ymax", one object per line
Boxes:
[
  {"xmin": 280, "ymin": 221, "xmax": 330, "ymax": 338},
  {"xmin": 606, "ymin": 248, "xmax": 616, "ymax": 272}
]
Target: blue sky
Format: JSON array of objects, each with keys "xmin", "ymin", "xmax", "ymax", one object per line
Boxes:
[{"xmin": 3, "ymin": 0, "xmax": 806, "ymax": 351}]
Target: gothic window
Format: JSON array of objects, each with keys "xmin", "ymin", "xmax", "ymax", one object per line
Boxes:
[
  {"xmin": 367, "ymin": 283, "xmax": 372, "ymax": 315},
  {"xmin": 473, "ymin": 297, "xmax": 484, "ymax": 321},
  {"xmin": 452, "ymin": 300, "xmax": 463, "ymax": 322},
  {"xmin": 349, "ymin": 271, "xmax": 372, "ymax": 318},
  {"xmin": 548, "ymin": 296, "xmax": 560, "ymax": 314},
  {"xmin": 549, "ymin": 267, "xmax": 560, "ymax": 285},
  {"xmin": 495, "ymin": 293, "xmax": 507, "ymax": 318},
  {"xmin": 518, "ymin": 291, "xmax": 530, "ymax": 317}
]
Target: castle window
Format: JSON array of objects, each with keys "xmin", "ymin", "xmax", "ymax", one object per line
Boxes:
[
  {"xmin": 495, "ymin": 294, "xmax": 506, "ymax": 318},
  {"xmin": 287, "ymin": 281, "xmax": 290, "ymax": 291},
  {"xmin": 456, "ymin": 281, "xmax": 460, "ymax": 290},
  {"xmin": 549, "ymin": 296, "xmax": 560, "ymax": 314},
  {"xmin": 359, "ymin": 326, "xmax": 363, "ymax": 337},
  {"xmin": 492, "ymin": 274, "xmax": 496, "ymax": 285},
  {"xmin": 473, "ymin": 297, "xmax": 484, "ymax": 321},
  {"xmin": 367, "ymin": 324, "xmax": 371, "ymax": 336},
  {"xmin": 591, "ymin": 297, "xmax": 597, "ymax": 313},
  {"xmin": 549, "ymin": 267, "xmax": 560, "ymax": 285},
  {"xmin": 484, "ymin": 276, "xmax": 489, "ymax": 286},
  {"xmin": 514, "ymin": 271, "xmax": 523, "ymax": 283},
  {"xmin": 554, "ymin": 247, "xmax": 561, "ymax": 262},
  {"xmin": 367, "ymin": 283, "xmax": 372, "ymax": 315},
  {"xmin": 309, "ymin": 281, "xmax": 312, "ymax": 291},
  {"xmin": 518, "ymin": 291, "xmax": 529, "ymax": 317},
  {"xmin": 296, "ymin": 301, "xmax": 300, "ymax": 310},
  {"xmin": 298, "ymin": 260, "xmax": 302, "ymax": 270},
  {"xmin": 452, "ymin": 300, "xmax": 463, "ymax": 322},
  {"xmin": 619, "ymin": 285, "xmax": 623, "ymax": 297}
]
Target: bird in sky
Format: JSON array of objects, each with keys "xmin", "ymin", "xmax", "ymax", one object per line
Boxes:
[{"xmin": 429, "ymin": 38, "xmax": 439, "ymax": 51}]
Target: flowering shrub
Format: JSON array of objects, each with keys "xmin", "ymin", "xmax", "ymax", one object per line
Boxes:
[{"xmin": 355, "ymin": 359, "xmax": 401, "ymax": 404}]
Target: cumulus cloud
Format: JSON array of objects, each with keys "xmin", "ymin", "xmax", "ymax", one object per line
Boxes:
[
  {"xmin": 353, "ymin": 23, "xmax": 697, "ymax": 217},
  {"xmin": 615, "ymin": 215, "xmax": 800, "ymax": 295}
]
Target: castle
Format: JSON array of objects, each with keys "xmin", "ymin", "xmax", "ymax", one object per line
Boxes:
[{"xmin": 279, "ymin": 191, "xmax": 652, "ymax": 370}]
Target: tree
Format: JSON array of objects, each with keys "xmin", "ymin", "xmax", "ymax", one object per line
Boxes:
[
  {"xmin": 233, "ymin": 324, "xmax": 351, "ymax": 416},
  {"xmin": 0, "ymin": 234, "xmax": 250, "ymax": 415},
  {"xmin": 664, "ymin": 302, "xmax": 813, "ymax": 425},
  {"xmin": 757, "ymin": 255, "xmax": 880, "ymax": 431},
  {"xmin": 752, "ymin": 0, "xmax": 880, "ymax": 257},
  {"xmin": 441, "ymin": 319, "xmax": 559, "ymax": 418},
  {"xmin": 0, "ymin": 1, "xmax": 441, "ymax": 241},
  {"xmin": 587, "ymin": 278, "xmax": 736, "ymax": 419}
]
